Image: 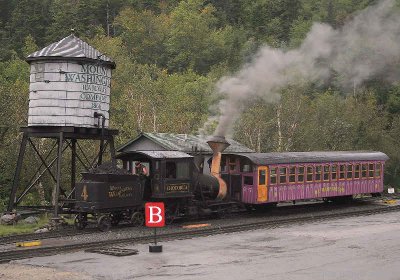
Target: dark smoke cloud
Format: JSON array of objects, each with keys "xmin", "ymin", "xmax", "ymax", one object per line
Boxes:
[{"xmin": 213, "ymin": 0, "xmax": 400, "ymax": 137}]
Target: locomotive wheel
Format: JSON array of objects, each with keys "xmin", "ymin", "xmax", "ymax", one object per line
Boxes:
[
  {"xmin": 131, "ymin": 212, "xmax": 144, "ymax": 227},
  {"xmin": 74, "ymin": 214, "xmax": 87, "ymax": 230},
  {"xmin": 110, "ymin": 213, "xmax": 121, "ymax": 226},
  {"xmin": 97, "ymin": 215, "xmax": 111, "ymax": 231},
  {"xmin": 216, "ymin": 209, "xmax": 231, "ymax": 219},
  {"xmin": 165, "ymin": 209, "xmax": 175, "ymax": 225}
]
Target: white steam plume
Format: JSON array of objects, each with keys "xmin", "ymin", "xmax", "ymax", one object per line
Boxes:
[{"xmin": 213, "ymin": 0, "xmax": 400, "ymax": 137}]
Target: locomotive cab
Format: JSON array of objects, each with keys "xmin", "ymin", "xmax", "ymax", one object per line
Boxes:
[{"xmin": 117, "ymin": 151, "xmax": 194, "ymax": 200}]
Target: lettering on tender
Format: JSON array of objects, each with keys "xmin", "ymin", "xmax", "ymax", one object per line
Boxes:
[{"xmin": 108, "ymin": 185, "xmax": 134, "ymax": 198}]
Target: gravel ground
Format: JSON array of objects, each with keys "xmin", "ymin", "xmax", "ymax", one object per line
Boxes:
[
  {"xmin": 0, "ymin": 198, "xmax": 395, "ymax": 253},
  {"xmin": 4, "ymin": 209, "xmax": 400, "ymax": 280},
  {"xmin": 0, "ymin": 264, "xmax": 92, "ymax": 280}
]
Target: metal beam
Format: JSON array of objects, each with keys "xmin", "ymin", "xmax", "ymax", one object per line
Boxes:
[
  {"xmin": 65, "ymin": 140, "xmax": 89, "ymax": 171},
  {"xmin": 76, "ymin": 141, "xmax": 92, "ymax": 168},
  {"xmin": 110, "ymin": 137, "xmax": 116, "ymax": 166},
  {"xmin": 54, "ymin": 132, "xmax": 63, "ymax": 217},
  {"xmin": 8, "ymin": 133, "xmax": 28, "ymax": 211},
  {"xmin": 91, "ymin": 141, "xmax": 109, "ymax": 168},
  {"xmin": 28, "ymin": 138, "xmax": 57, "ymax": 183},
  {"xmin": 16, "ymin": 144, "xmax": 69, "ymax": 205},
  {"xmin": 70, "ymin": 139, "xmax": 76, "ymax": 199},
  {"xmin": 24, "ymin": 140, "xmax": 57, "ymax": 195}
]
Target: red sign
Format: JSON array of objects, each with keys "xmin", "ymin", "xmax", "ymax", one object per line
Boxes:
[{"xmin": 145, "ymin": 202, "xmax": 165, "ymax": 227}]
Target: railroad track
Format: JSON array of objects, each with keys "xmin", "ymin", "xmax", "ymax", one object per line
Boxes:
[
  {"xmin": 0, "ymin": 227, "xmax": 97, "ymax": 246},
  {"xmin": 0, "ymin": 196, "xmax": 384, "ymax": 245},
  {"xmin": 1, "ymin": 203, "xmax": 399, "ymax": 263}
]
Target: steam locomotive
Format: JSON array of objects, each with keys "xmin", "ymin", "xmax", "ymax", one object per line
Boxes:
[
  {"xmin": 74, "ymin": 136, "xmax": 388, "ymax": 231},
  {"xmin": 74, "ymin": 136, "xmax": 233, "ymax": 230}
]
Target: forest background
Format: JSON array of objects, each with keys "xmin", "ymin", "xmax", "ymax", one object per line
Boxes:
[{"xmin": 1, "ymin": 0, "xmax": 400, "ymax": 210}]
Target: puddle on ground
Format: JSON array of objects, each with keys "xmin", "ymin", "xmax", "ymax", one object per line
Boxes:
[
  {"xmin": 63, "ymin": 258, "xmax": 97, "ymax": 264},
  {"xmin": 347, "ymin": 245, "xmax": 363, "ymax": 249},
  {"xmin": 162, "ymin": 264, "xmax": 202, "ymax": 268}
]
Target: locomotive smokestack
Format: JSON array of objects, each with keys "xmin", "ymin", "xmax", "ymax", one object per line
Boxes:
[
  {"xmin": 207, "ymin": 135, "xmax": 230, "ymax": 200},
  {"xmin": 207, "ymin": 135, "xmax": 230, "ymax": 154}
]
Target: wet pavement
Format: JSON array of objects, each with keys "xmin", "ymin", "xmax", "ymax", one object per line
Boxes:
[{"xmin": 7, "ymin": 211, "xmax": 400, "ymax": 280}]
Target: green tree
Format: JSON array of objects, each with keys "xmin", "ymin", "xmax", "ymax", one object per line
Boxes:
[
  {"xmin": 158, "ymin": 70, "xmax": 213, "ymax": 133},
  {"xmin": 0, "ymin": 55, "xmax": 30, "ymax": 210},
  {"xmin": 240, "ymin": 0, "xmax": 301, "ymax": 46},
  {"xmin": 46, "ymin": 0, "xmax": 125, "ymax": 42},
  {"xmin": 114, "ymin": 8, "xmax": 171, "ymax": 66},
  {"xmin": 165, "ymin": 0, "xmax": 233, "ymax": 74},
  {"xmin": 5, "ymin": 0, "xmax": 52, "ymax": 57}
]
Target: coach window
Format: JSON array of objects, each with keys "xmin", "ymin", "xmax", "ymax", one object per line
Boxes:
[
  {"xmin": 279, "ymin": 167, "xmax": 287, "ymax": 184},
  {"xmin": 240, "ymin": 159, "xmax": 252, "ymax": 172},
  {"xmin": 229, "ymin": 158, "xmax": 236, "ymax": 172},
  {"xmin": 347, "ymin": 165, "xmax": 353, "ymax": 179},
  {"xmin": 331, "ymin": 165, "xmax": 337, "ymax": 180},
  {"xmin": 361, "ymin": 164, "xmax": 368, "ymax": 178},
  {"xmin": 298, "ymin": 166, "xmax": 305, "ymax": 183},
  {"xmin": 323, "ymin": 165, "xmax": 330, "ymax": 182},
  {"xmin": 306, "ymin": 166, "xmax": 313, "ymax": 182},
  {"xmin": 354, "ymin": 164, "xmax": 360, "ymax": 179},
  {"xmin": 259, "ymin": 169, "xmax": 266, "ymax": 185},
  {"xmin": 315, "ymin": 166, "xmax": 322, "ymax": 181},
  {"xmin": 339, "ymin": 164, "xmax": 346, "ymax": 180},
  {"xmin": 375, "ymin": 163, "xmax": 381, "ymax": 178},
  {"xmin": 270, "ymin": 168, "xmax": 277, "ymax": 184},
  {"xmin": 244, "ymin": 176, "xmax": 254, "ymax": 185},
  {"xmin": 289, "ymin": 166, "xmax": 296, "ymax": 183},
  {"xmin": 220, "ymin": 157, "xmax": 227, "ymax": 172},
  {"xmin": 368, "ymin": 163, "xmax": 374, "ymax": 178}
]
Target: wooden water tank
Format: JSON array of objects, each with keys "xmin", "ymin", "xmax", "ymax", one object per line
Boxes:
[{"xmin": 26, "ymin": 34, "xmax": 116, "ymax": 128}]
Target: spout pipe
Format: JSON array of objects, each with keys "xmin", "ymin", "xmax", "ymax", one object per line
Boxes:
[
  {"xmin": 207, "ymin": 136, "xmax": 230, "ymax": 200},
  {"xmin": 94, "ymin": 112, "xmax": 106, "ymax": 165}
]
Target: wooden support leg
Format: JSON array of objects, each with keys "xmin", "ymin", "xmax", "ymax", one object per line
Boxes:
[
  {"xmin": 8, "ymin": 133, "xmax": 28, "ymax": 212},
  {"xmin": 109, "ymin": 137, "xmax": 116, "ymax": 166},
  {"xmin": 70, "ymin": 139, "xmax": 76, "ymax": 199},
  {"xmin": 54, "ymin": 132, "xmax": 63, "ymax": 217}
]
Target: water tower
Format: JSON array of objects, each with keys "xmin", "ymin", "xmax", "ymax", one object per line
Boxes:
[{"xmin": 8, "ymin": 34, "xmax": 118, "ymax": 218}]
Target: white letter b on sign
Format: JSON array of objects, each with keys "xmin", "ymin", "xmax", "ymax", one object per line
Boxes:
[
  {"xmin": 148, "ymin": 206, "xmax": 162, "ymax": 224},
  {"xmin": 145, "ymin": 202, "xmax": 165, "ymax": 227}
]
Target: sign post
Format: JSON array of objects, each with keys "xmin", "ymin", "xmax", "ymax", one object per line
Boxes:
[{"xmin": 145, "ymin": 202, "xmax": 165, "ymax": 253}]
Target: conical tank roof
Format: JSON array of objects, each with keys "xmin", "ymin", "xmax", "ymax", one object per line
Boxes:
[
  {"xmin": 26, "ymin": 34, "xmax": 115, "ymax": 68},
  {"xmin": 207, "ymin": 135, "xmax": 230, "ymax": 153}
]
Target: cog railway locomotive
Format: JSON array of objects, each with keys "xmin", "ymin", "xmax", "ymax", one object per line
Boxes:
[{"xmin": 73, "ymin": 135, "xmax": 388, "ymax": 231}]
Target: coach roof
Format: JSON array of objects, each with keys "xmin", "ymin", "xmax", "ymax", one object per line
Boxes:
[
  {"xmin": 118, "ymin": 150, "xmax": 192, "ymax": 160},
  {"xmin": 228, "ymin": 151, "xmax": 389, "ymax": 165},
  {"xmin": 117, "ymin": 132, "xmax": 254, "ymax": 154}
]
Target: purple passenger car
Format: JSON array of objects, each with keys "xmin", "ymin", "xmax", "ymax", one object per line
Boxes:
[{"xmin": 220, "ymin": 151, "xmax": 389, "ymax": 205}]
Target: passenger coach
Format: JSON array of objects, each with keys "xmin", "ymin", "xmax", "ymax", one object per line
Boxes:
[{"xmin": 219, "ymin": 151, "xmax": 389, "ymax": 205}]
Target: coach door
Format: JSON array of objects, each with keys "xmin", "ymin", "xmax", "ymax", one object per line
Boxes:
[{"xmin": 257, "ymin": 166, "xmax": 268, "ymax": 202}]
